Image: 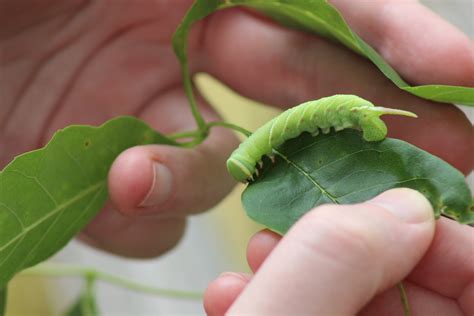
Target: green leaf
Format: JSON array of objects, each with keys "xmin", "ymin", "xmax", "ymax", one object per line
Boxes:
[
  {"xmin": 0, "ymin": 116, "xmax": 178, "ymax": 288},
  {"xmin": 0, "ymin": 288, "xmax": 6, "ymax": 316},
  {"xmin": 174, "ymin": 0, "xmax": 473, "ymax": 106},
  {"xmin": 242, "ymin": 130, "xmax": 473, "ymax": 234},
  {"xmin": 173, "ymin": 0, "xmax": 222, "ymax": 63},
  {"xmin": 225, "ymin": 0, "xmax": 474, "ymax": 106}
]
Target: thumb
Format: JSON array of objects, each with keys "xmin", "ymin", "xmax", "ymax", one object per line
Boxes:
[{"xmin": 228, "ymin": 188, "xmax": 436, "ymax": 315}]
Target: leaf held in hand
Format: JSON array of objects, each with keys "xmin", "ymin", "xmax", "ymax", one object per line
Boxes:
[
  {"xmin": 242, "ymin": 130, "xmax": 473, "ymax": 234},
  {"xmin": 0, "ymin": 117, "xmax": 177, "ymax": 288}
]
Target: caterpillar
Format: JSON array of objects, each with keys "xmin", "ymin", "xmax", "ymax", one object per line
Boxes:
[{"xmin": 227, "ymin": 94, "xmax": 417, "ymax": 182}]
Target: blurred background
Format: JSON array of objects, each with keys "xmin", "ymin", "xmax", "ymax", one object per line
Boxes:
[{"xmin": 5, "ymin": 0, "xmax": 473, "ymax": 315}]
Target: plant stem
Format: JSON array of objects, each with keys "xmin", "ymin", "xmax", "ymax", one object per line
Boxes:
[
  {"xmin": 169, "ymin": 121, "xmax": 252, "ymax": 142},
  {"xmin": 21, "ymin": 264, "xmax": 203, "ymax": 300},
  {"xmin": 206, "ymin": 121, "xmax": 252, "ymax": 137},
  {"xmin": 83, "ymin": 272, "xmax": 98, "ymax": 315},
  {"xmin": 182, "ymin": 65, "xmax": 207, "ymax": 136},
  {"xmin": 168, "ymin": 130, "xmax": 203, "ymax": 140},
  {"xmin": 397, "ymin": 282, "xmax": 411, "ymax": 316}
]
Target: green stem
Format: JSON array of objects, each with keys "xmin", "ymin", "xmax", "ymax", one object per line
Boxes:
[
  {"xmin": 206, "ymin": 121, "xmax": 252, "ymax": 137},
  {"xmin": 397, "ymin": 282, "xmax": 412, "ymax": 316},
  {"xmin": 168, "ymin": 130, "xmax": 202, "ymax": 140},
  {"xmin": 83, "ymin": 273, "xmax": 98, "ymax": 315},
  {"xmin": 167, "ymin": 121, "xmax": 252, "ymax": 149},
  {"xmin": 182, "ymin": 65, "xmax": 207, "ymax": 136},
  {"xmin": 21, "ymin": 264, "xmax": 203, "ymax": 300}
]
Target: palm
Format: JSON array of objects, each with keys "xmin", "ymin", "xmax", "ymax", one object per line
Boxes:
[{"xmin": 0, "ymin": 0, "xmax": 198, "ymax": 167}]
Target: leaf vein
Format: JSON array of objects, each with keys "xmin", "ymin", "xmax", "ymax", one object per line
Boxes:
[
  {"xmin": 7, "ymin": 169, "xmax": 59, "ymax": 207},
  {"xmin": 58, "ymin": 140, "xmax": 92, "ymax": 185},
  {"xmin": 0, "ymin": 181, "xmax": 105, "ymax": 252},
  {"xmin": 0, "ymin": 202, "xmax": 25, "ymax": 229},
  {"xmin": 274, "ymin": 149, "xmax": 339, "ymax": 204}
]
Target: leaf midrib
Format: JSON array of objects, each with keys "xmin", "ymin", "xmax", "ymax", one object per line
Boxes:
[{"xmin": 273, "ymin": 148, "xmax": 339, "ymax": 204}]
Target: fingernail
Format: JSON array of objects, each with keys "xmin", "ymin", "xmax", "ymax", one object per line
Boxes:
[
  {"xmin": 369, "ymin": 188, "xmax": 433, "ymax": 224},
  {"xmin": 218, "ymin": 272, "xmax": 250, "ymax": 282},
  {"xmin": 139, "ymin": 162, "xmax": 172, "ymax": 207}
]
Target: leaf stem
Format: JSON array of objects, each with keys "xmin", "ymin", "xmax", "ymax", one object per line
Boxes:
[
  {"xmin": 168, "ymin": 130, "xmax": 202, "ymax": 140},
  {"xmin": 397, "ymin": 282, "xmax": 412, "ymax": 316},
  {"xmin": 168, "ymin": 121, "xmax": 252, "ymax": 145},
  {"xmin": 21, "ymin": 264, "xmax": 203, "ymax": 300},
  {"xmin": 206, "ymin": 121, "xmax": 252, "ymax": 137},
  {"xmin": 84, "ymin": 272, "xmax": 98, "ymax": 315},
  {"xmin": 182, "ymin": 67, "xmax": 207, "ymax": 137}
]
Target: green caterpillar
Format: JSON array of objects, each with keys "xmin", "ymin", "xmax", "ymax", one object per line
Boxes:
[{"xmin": 227, "ymin": 94, "xmax": 417, "ymax": 182}]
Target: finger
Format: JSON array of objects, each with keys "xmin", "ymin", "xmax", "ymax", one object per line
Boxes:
[
  {"xmin": 204, "ymin": 231, "xmax": 281, "ymax": 315},
  {"xmin": 227, "ymin": 188, "xmax": 435, "ymax": 315},
  {"xmin": 201, "ymin": 9, "xmax": 473, "ymax": 174},
  {"xmin": 242, "ymin": 207, "xmax": 474, "ymax": 312},
  {"xmin": 107, "ymin": 137, "xmax": 235, "ymax": 217},
  {"xmin": 79, "ymin": 202, "xmax": 186, "ymax": 258},
  {"xmin": 204, "ymin": 272, "xmax": 251, "ymax": 316},
  {"xmin": 360, "ymin": 281, "xmax": 464, "ymax": 316},
  {"xmin": 329, "ymin": 0, "xmax": 474, "ymax": 87},
  {"xmin": 113, "ymin": 88, "xmax": 238, "ymax": 216},
  {"xmin": 208, "ymin": 222, "xmax": 471, "ymax": 316},
  {"xmin": 247, "ymin": 229, "xmax": 281, "ymax": 273},
  {"xmin": 81, "ymin": 87, "xmax": 239, "ymax": 257},
  {"xmin": 407, "ymin": 217, "xmax": 474, "ymax": 300}
]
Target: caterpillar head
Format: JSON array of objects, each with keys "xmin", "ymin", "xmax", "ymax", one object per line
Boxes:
[
  {"xmin": 359, "ymin": 107, "xmax": 417, "ymax": 142},
  {"xmin": 227, "ymin": 156, "xmax": 255, "ymax": 183}
]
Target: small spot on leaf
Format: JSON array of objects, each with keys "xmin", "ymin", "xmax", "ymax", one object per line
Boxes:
[{"xmin": 142, "ymin": 131, "xmax": 154, "ymax": 144}]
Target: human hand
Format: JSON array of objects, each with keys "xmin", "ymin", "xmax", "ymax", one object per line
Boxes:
[
  {"xmin": 1, "ymin": 0, "xmax": 472, "ymax": 257},
  {"xmin": 204, "ymin": 188, "xmax": 474, "ymax": 315}
]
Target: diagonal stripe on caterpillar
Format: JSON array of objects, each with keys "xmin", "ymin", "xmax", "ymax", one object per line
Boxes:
[{"xmin": 227, "ymin": 94, "xmax": 417, "ymax": 182}]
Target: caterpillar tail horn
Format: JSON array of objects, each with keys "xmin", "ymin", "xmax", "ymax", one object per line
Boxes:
[{"xmin": 370, "ymin": 107, "xmax": 418, "ymax": 118}]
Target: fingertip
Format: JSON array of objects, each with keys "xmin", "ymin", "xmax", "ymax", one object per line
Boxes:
[
  {"xmin": 108, "ymin": 146, "xmax": 155, "ymax": 215},
  {"xmin": 247, "ymin": 229, "xmax": 281, "ymax": 273},
  {"xmin": 204, "ymin": 272, "xmax": 250, "ymax": 316},
  {"xmin": 369, "ymin": 188, "xmax": 434, "ymax": 224}
]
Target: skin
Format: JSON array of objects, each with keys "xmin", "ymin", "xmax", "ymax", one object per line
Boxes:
[
  {"xmin": 0, "ymin": 0, "xmax": 473, "ymax": 312},
  {"xmin": 204, "ymin": 189, "xmax": 474, "ymax": 315}
]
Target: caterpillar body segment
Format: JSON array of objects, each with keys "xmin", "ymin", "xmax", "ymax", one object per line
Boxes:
[{"xmin": 227, "ymin": 95, "xmax": 416, "ymax": 183}]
